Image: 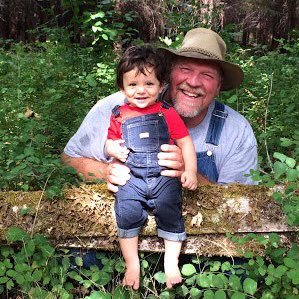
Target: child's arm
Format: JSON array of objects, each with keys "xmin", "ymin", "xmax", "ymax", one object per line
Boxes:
[
  {"xmin": 176, "ymin": 136, "xmax": 198, "ymax": 190},
  {"xmin": 105, "ymin": 139, "xmax": 129, "ymax": 163}
]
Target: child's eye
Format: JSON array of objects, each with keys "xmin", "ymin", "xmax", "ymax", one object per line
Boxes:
[
  {"xmin": 129, "ymin": 83, "xmax": 136, "ymax": 86},
  {"xmin": 146, "ymin": 82, "xmax": 154, "ymax": 86}
]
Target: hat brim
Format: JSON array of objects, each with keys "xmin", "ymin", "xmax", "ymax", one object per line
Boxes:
[{"xmin": 158, "ymin": 48, "xmax": 244, "ymax": 91}]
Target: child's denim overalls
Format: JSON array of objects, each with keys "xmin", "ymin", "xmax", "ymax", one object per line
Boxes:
[
  {"xmin": 197, "ymin": 101, "xmax": 227, "ymax": 182},
  {"xmin": 113, "ymin": 103, "xmax": 186, "ymax": 242}
]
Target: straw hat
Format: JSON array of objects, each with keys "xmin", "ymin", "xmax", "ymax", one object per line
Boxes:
[{"xmin": 159, "ymin": 28, "xmax": 244, "ymax": 91}]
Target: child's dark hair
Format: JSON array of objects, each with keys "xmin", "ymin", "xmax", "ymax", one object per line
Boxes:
[{"xmin": 116, "ymin": 45, "xmax": 165, "ymax": 89}]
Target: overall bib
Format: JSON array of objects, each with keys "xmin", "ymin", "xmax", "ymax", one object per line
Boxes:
[
  {"xmin": 114, "ymin": 104, "xmax": 186, "ymax": 241},
  {"xmin": 196, "ymin": 101, "xmax": 227, "ymax": 182}
]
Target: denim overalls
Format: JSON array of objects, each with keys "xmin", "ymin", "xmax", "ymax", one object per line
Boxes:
[
  {"xmin": 113, "ymin": 103, "xmax": 186, "ymax": 242},
  {"xmin": 197, "ymin": 101, "xmax": 227, "ymax": 182}
]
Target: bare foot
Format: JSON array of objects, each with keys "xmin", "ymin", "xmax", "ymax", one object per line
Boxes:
[
  {"xmin": 164, "ymin": 260, "xmax": 182, "ymax": 289},
  {"xmin": 123, "ymin": 260, "xmax": 140, "ymax": 290}
]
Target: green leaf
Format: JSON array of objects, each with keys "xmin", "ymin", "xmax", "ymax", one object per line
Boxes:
[
  {"xmin": 141, "ymin": 259, "xmax": 148, "ymax": 269},
  {"xmin": 113, "ymin": 285, "xmax": 130, "ymax": 298},
  {"xmin": 243, "ymin": 278, "xmax": 257, "ymax": 295},
  {"xmin": 283, "ymin": 257, "xmax": 297, "ymax": 269},
  {"xmin": 154, "ymin": 271, "xmax": 166, "ymax": 284},
  {"xmin": 285, "ymin": 157, "xmax": 296, "ymax": 168},
  {"xmin": 215, "ymin": 290, "xmax": 226, "ymax": 299},
  {"xmin": 231, "ymin": 292, "xmax": 245, "ymax": 299},
  {"xmin": 159, "ymin": 290, "xmax": 174, "ymax": 299},
  {"xmin": 28, "ymin": 287, "xmax": 49, "ymax": 299},
  {"xmin": 6, "ymin": 279, "xmax": 14, "ymax": 290},
  {"xmin": 86, "ymin": 74, "xmax": 97, "ymax": 87},
  {"xmin": 287, "ymin": 269, "xmax": 299, "ymax": 284},
  {"xmin": 210, "ymin": 261, "xmax": 221, "ymax": 272},
  {"xmin": 83, "ymin": 279, "xmax": 93, "ymax": 288},
  {"xmin": 91, "ymin": 11, "xmax": 105, "ymax": 19},
  {"xmin": 273, "ymin": 161, "xmax": 287, "ymax": 177},
  {"xmin": 0, "ymin": 277, "xmax": 9, "ymax": 284},
  {"xmin": 212, "ymin": 274, "xmax": 224, "ymax": 288},
  {"xmin": 197, "ymin": 273, "xmax": 210, "ymax": 288},
  {"xmin": 203, "ymin": 290, "xmax": 214, "ymax": 299},
  {"xmin": 273, "ymin": 265, "xmax": 287, "ymax": 278},
  {"xmin": 75, "ymin": 256, "xmax": 83, "ymax": 267},
  {"xmin": 190, "ymin": 287, "xmax": 202, "ymax": 299},
  {"xmin": 229, "ymin": 275, "xmax": 241, "ymax": 291},
  {"xmin": 102, "ymin": 33, "xmax": 109, "ymax": 41},
  {"xmin": 32, "ymin": 269, "xmax": 43, "ymax": 282},
  {"xmin": 15, "ymin": 273, "xmax": 25, "ymax": 285},
  {"xmin": 115, "ymin": 259, "xmax": 125, "ymax": 273},
  {"xmin": 181, "ymin": 264, "xmax": 196, "ymax": 276},
  {"xmin": 272, "ymin": 191, "xmax": 283, "ymax": 202},
  {"xmin": 6, "ymin": 227, "xmax": 29, "ymax": 242},
  {"xmin": 221, "ymin": 261, "xmax": 231, "ymax": 272},
  {"xmin": 273, "ymin": 152, "xmax": 287, "ymax": 162},
  {"xmin": 24, "ymin": 239, "xmax": 36, "ymax": 257},
  {"xmin": 258, "ymin": 266, "xmax": 267, "ymax": 276},
  {"xmin": 286, "ymin": 169, "xmax": 298, "ymax": 181},
  {"xmin": 227, "ymin": 94, "xmax": 238, "ymax": 104},
  {"xmin": 176, "ymin": 284, "xmax": 189, "ymax": 297},
  {"xmin": 280, "ymin": 138, "xmax": 293, "ymax": 147}
]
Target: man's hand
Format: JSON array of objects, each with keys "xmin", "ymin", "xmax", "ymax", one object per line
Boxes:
[
  {"xmin": 157, "ymin": 144, "xmax": 184, "ymax": 178},
  {"xmin": 107, "ymin": 159, "xmax": 131, "ymax": 192}
]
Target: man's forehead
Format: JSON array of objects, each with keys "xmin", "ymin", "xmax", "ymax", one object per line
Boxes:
[{"xmin": 173, "ymin": 56, "xmax": 222, "ymax": 74}]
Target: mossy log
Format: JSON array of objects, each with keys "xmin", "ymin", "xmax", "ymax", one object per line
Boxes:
[{"xmin": 0, "ymin": 184, "xmax": 298, "ymax": 256}]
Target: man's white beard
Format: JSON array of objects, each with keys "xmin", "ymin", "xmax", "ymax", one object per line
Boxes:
[{"xmin": 173, "ymin": 100, "xmax": 203, "ymax": 119}]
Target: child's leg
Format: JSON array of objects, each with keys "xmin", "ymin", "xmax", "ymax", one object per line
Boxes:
[
  {"xmin": 119, "ymin": 236, "xmax": 140, "ymax": 290},
  {"xmin": 164, "ymin": 239, "xmax": 182, "ymax": 289}
]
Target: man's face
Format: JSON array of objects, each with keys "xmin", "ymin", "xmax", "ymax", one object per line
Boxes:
[{"xmin": 169, "ymin": 57, "xmax": 222, "ymax": 120}]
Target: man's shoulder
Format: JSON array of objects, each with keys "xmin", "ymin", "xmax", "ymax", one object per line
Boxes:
[
  {"xmin": 92, "ymin": 91, "xmax": 126, "ymax": 111},
  {"xmin": 223, "ymin": 103, "xmax": 251, "ymax": 128}
]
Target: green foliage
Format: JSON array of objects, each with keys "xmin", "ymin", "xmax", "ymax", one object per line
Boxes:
[
  {"xmin": 1, "ymin": 227, "xmax": 299, "ymax": 298},
  {"xmin": 0, "ymin": 40, "xmax": 117, "ymax": 194}
]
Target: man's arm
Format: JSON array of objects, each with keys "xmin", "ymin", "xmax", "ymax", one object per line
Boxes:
[
  {"xmin": 61, "ymin": 153, "xmax": 108, "ymax": 180},
  {"xmin": 61, "ymin": 153, "xmax": 130, "ymax": 192}
]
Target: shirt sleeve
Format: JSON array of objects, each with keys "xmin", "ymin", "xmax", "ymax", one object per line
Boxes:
[
  {"xmin": 217, "ymin": 122, "xmax": 258, "ymax": 185},
  {"xmin": 107, "ymin": 115, "xmax": 122, "ymax": 140},
  {"xmin": 63, "ymin": 91, "xmax": 126, "ymax": 161},
  {"xmin": 165, "ymin": 107, "xmax": 189, "ymax": 140}
]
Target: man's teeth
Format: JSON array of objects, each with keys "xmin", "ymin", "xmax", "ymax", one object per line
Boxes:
[{"xmin": 182, "ymin": 90, "xmax": 202, "ymax": 97}]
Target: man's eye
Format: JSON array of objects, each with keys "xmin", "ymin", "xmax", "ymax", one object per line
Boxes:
[
  {"xmin": 203, "ymin": 73, "xmax": 214, "ymax": 79},
  {"xmin": 180, "ymin": 67, "xmax": 191, "ymax": 71}
]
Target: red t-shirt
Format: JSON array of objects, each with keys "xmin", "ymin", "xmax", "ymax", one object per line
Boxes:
[{"xmin": 107, "ymin": 102, "xmax": 189, "ymax": 142}]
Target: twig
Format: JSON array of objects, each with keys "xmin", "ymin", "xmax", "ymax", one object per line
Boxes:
[
  {"xmin": 264, "ymin": 72, "xmax": 274, "ymax": 172},
  {"xmin": 30, "ymin": 168, "xmax": 55, "ymax": 238}
]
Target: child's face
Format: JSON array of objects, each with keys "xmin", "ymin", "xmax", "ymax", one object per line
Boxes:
[{"xmin": 121, "ymin": 66, "xmax": 163, "ymax": 109}]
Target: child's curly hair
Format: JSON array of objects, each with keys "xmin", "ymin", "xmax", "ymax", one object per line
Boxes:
[{"xmin": 116, "ymin": 44, "xmax": 166, "ymax": 89}]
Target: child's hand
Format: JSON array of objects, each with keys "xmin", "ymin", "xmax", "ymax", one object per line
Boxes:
[
  {"xmin": 181, "ymin": 171, "xmax": 197, "ymax": 190},
  {"xmin": 107, "ymin": 139, "xmax": 129, "ymax": 162}
]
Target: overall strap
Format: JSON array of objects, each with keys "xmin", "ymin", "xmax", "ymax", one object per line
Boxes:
[
  {"xmin": 160, "ymin": 100, "xmax": 172, "ymax": 109},
  {"xmin": 205, "ymin": 101, "xmax": 228, "ymax": 146},
  {"xmin": 111, "ymin": 105, "xmax": 121, "ymax": 118}
]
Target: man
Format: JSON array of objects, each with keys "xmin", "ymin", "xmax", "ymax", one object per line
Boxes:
[{"xmin": 62, "ymin": 27, "xmax": 257, "ymax": 190}]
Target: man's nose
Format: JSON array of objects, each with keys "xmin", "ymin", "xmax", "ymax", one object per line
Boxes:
[{"xmin": 186, "ymin": 73, "xmax": 203, "ymax": 87}]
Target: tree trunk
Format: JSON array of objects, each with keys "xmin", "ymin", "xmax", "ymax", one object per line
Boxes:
[{"xmin": 0, "ymin": 184, "xmax": 297, "ymax": 256}]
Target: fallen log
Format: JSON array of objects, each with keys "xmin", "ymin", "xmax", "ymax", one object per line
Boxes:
[{"xmin": 0, "ymin": 184, "xmax": 298, "ymax": 256}]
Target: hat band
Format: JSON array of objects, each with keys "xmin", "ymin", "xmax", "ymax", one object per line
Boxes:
[{"xmin": 178, "ymin": 47, "xmax": 222, "ymax": 60}]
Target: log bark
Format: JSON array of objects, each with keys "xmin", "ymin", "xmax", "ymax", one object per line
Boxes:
[{"xmin": 0, "ymin": 184, "xmax": 297, "ymax": 256}]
